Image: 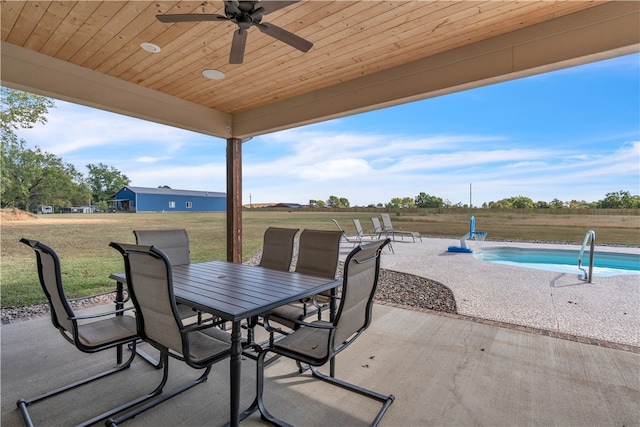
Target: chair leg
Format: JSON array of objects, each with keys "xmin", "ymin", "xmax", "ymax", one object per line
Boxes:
[
  {"xmin": 310, "ymin": 366, "xmax": 395, "ymax": 427},
  {"xmin": 105, "ymin": 352, "xmax": 212, "ymax": 426},
  {"xmin": 128, "ymin": 340, "xmax": 163, "ymax": 369},
  {"xmin": 255, "ymin": 349, "xmax": 394, "ymax": 427},
  {"xmin": 256, "ymin": 349, "xmax": 294, "ymax": 427},
  {"xmin": 16, "ymin": 341, "xmax": 165, "ymax": 427}
]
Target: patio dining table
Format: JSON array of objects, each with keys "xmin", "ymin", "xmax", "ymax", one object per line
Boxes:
[{"xmin": 111, "ymin": 260, "xmax": 340, "ymax": 427}]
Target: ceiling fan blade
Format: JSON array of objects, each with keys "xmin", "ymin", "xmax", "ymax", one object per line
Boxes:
[
  {"xmin": 229, "ymin": 28, "xmax": 248, "ymax": 64},
  {"xmin": 257, "ymin": 22, "xmax": 312, "ymax": 52},
  {"xmin": 156, "ymin": 14, "xmax": 227, "ymax": 23},
  {"xmin": 259, "ymin": 1, "xmax": 300, "ymax": 15}
]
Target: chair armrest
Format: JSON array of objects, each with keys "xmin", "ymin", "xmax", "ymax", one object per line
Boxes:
[
  {"xmin": 264, "ymin": 313, "xmax": 335, "ymax": 332},
  {"xmin": 68, "ymin": 306, "xmax": 134, "ymax": 320},
  {"xmin": 67, "ymin": 289, "xmax": 116, "ymax": 302},
  {"xmin": 181, "ymin": 316, "xmax": 227, "ymax": 333},
  {"xmin": 67, "ymin": 289, "xmax": 131, "ymax": 304},
  {"xmin": 311, "ymin": 293, "xmax": 339, "ymax": 310}
]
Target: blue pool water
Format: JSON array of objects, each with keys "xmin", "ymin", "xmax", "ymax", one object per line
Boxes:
[{"xmin": 475, "ymin": 247, "xmax": 640, "ymax": 277}]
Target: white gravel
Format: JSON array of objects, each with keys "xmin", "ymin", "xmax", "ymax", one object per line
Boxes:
[{"xmin": 376, "ymin": 237, "xmax": 640, "ymax": 347}]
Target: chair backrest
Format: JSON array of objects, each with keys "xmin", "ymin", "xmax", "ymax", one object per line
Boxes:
[
  {"xmin": 20, "ymin": 238, "xmax": 75, "ymax": 333},
  {"xmin": 295, "ymin": 229, "xmax": 343, "ymax": 279},
  {"xmin": 259, "ymin": 227, "xmax": 299, "ymax": 271},
  {"xmin": 133, "ymin": 229, "xmax": 190, "ymax": 266},
  {"xmin": 380, "ymin": 213, "xmax": 394, "ymax": 230},
  {"xmin": 371, "ymin": 217, "xmax": 383, "ymax": 233},
  {"xmin": 333, "ymin": 238, "xmax": 391, "ymax": 349},
  {"xmin": 110, "ymin": 242, "xmax": 184, "ymax": 354},
  {"xmin": 353, "ymin": 219, "xmax": 365, "ymax": 236},
  {"xmin": 331, "ymin": 219, "xmax": 345, "ymax": 232}
]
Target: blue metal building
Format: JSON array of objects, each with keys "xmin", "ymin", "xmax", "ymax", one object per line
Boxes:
[{"xmin": 113, "ymin": 186, "xmax": 226, "ymax": 213}]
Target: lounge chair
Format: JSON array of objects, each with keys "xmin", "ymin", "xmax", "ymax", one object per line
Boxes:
[
  {"xmin": 331, "ymin": 218, "xmax": 360, "ymax": 246},
  {"xmin": 354, "ymin": 218, "xmax": 394, "ymax": 253},
  {"xmin": 255, "ymin": 238, "xmax": 395, "ymax": 426},
  {"xmin": 17, "ymin": 238, "xmax": 159, "ymax": 427},
  {"xmin": 379, "ymin": 213, "xmax": 422, "ymax": 242},
  {"xmin": 107, "ymin": 243, "xmax": 232, "ymax": 426},
  {"xmin": 371, "ymin": 217, "xmax": 384, "ymax": 238}
]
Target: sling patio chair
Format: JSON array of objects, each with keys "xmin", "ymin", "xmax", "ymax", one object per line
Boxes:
[
  {"xmin": 17, "ymin": 238, "xmax": 162, "ymax": 427},
  {"xmin": 245, "ymin": 227, "xmax": 300, "ymax": 348},
  {"xmin": 353, "ymin": 219, "xmax": 394, "ymax": 253},
  {"xmin": 134, "ymin": 229, "xmax": 206, "ymax": 324},
  {"xmin": 254, "ymin": 238, "xmax": 395, "ymax": 426},
  {"xmin": 379, "ymin": 213, "xmax": 422, "ymax": 242},
  {"xmin": 266, "ymin": 229, "xmax": 343, "ymax": 332},
  {"xmin": 107, "ymin": 243, "xmax": 232, "ymax": 426},
  {"xmin": 258, "ymin": 227, "xmax": 299, "ymax": 271}
]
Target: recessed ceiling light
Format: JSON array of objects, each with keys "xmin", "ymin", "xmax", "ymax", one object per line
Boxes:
[
  {"xmin": 202, "ymin": 69, "xmax": 225, "ymax": 80},
  {"xmin": 140, "ymin": 42, "xmax": 161, "ymax": 53}
]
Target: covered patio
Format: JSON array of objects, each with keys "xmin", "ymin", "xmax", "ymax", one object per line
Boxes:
[{"xmin": 2, "ymin": 2, "xmax": 639, "ymax": 426}]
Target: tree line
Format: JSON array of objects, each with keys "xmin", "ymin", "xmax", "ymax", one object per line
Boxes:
[
  {"xmin": 310, "ymin": 190, "xmax": 640, "ymax": 209},
  {"xmin": 1, "ymin": 88, "xmax": 129, "ymax": 212}
]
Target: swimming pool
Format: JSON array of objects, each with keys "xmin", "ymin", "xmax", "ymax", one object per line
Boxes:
[{"xmin": 475, "ymin": 247, "xmax": 640, "ymax": 277}]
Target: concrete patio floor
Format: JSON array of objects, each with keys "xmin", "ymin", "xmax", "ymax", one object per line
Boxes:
[
  {"xmin": 2, "ymin": 304, "xmax": 639, "ymax": 426},
  {"xmin": 2, "ymin": 238, "xmax": 639, "ymax": 426}
]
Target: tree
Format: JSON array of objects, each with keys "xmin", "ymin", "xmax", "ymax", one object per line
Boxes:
[
  {"xmin": 1, "ymin": 137, "xmax": 86, "ymax": 211},
  {"xmin": 1, "ymin": 88, "xmax": 57, "ymax": 210},
  {"xmin": 550, "ymin": 198, "xmax": 565, "ymax": 208},
  {"xmin": 387, "ymin": 197, "xmax": 415, "ymax": 209},
  {"xmin": 511, "ymin": 196, "xmax": 534, "ymax": 209},
  {"xmin": 415, "ymin": 192, "xmax": 444, "ymax": 208},
  {"xmin": 598, "ymin": 190, "xmax": 640, "ymax": 208},
  {"xmin": 326, "ymin": 195, "xmax": 349, "ymax": 207},
  {"xmin": 85, "ymin": 163, "xmax": 130, "ymax": 203},
  {"xmin": 0, "ymin": 87, "xmax": 54, "ymax": 136}
]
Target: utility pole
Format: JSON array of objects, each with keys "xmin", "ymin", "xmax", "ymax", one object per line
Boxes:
[{"xmin": 249, "ymin": 193, "xmax": 252, "ymax": 209}]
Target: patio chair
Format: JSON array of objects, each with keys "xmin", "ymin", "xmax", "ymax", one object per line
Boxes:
[
  {"xmin": 246, "ymin": 227, "xmax": 299, "ymax": 345},
  {"xmin": 133, "ymin": 229, "xmax": 204, "ymax": 323},
  {"xmin": 17, "ymin": 238, "xmax": 159, "ymax": 427},
  {"xmin": 267, "ymin": 229, "xmax": 343, "ymax": 330},
  {"xmin": 379, "ymin": 213, "xmax": 422, "ymax": 242},
  {"xmin": 107, "ymin": 243, "xmax": 232, "ymax": 426},
  {"xmin": 256, "ymin": 238, "xmax": 395, "ymax": 426},
  {"xmin": 258, "ymin": 227, "xmax": 299, "ymax": 271}
]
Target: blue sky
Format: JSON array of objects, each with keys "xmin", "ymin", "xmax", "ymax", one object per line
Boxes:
[{"xmin": 16, "ymin": 53, "xmax": 639, "ymax": 207}]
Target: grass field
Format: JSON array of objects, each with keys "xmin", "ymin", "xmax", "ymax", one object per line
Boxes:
[{"xmin": 1, "ymin": 210, "xmax": 638, "ymax": 308}]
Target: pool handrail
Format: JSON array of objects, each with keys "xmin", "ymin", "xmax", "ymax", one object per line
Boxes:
[{"xmin": 578, "ymin": 230, "xmax": 595, "ymax": 283}]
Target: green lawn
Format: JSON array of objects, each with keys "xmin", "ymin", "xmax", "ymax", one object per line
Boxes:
[{"xmin": 1, "ymin": 210, "xmax": 638, "ymax": 308}]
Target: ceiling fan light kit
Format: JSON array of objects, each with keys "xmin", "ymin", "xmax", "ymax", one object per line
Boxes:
[{"xmin": 156, "ymin": 0, "xmax": 312, "ymax": 64}]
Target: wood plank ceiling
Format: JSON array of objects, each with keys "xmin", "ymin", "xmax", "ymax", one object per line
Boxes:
[
  {"xmin": 2, "ymin": 0, "xmax": 639, "ymax": 140},
  {"xmin": 1, "ymin": 0, "xmax": 638, "ymax": 262}
]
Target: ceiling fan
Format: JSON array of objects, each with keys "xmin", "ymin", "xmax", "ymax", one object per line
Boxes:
[{"xmin": 156, "ymin": 0, "xmax": 313, "ymax": 64}]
